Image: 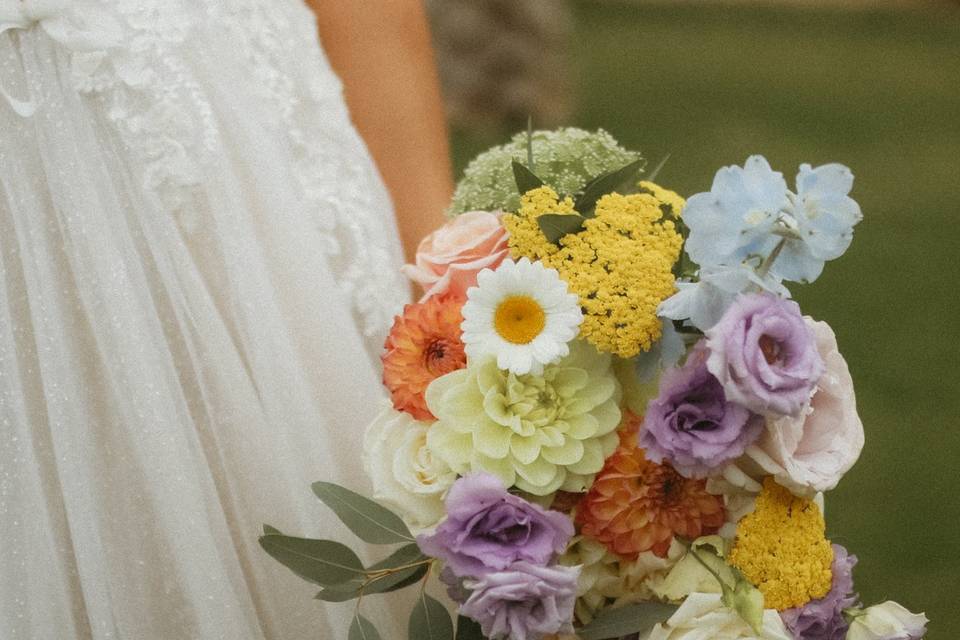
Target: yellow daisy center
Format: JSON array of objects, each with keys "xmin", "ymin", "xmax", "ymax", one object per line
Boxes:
[{"xmin": 494, "ymin": 295, "xmax": 546, "ymax": 344}]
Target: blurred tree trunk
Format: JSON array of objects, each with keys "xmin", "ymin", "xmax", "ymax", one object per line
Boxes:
[{"xmin": 427, "ymin": 0, "xmax": 575, "ymax": 131}]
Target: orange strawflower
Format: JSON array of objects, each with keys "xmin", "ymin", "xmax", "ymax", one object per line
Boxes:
[
  {"xmin": 576, "ymin": 414, "xmax": 725, "ymax": 559},
  {"xmin": 382, "ymin": 294, "xmax": 467, "ymax": 421}
]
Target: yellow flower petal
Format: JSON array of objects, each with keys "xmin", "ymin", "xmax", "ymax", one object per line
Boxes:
[
  {"xmin": 510, "ymin": 434, "xmax": 544, "ymax": 465},
  {"xmin": 542, "ymin": 437, "xmax": 585, "ymax": 466},
  {"xmin": 515, "ymin": 457, "xmax": 563, "ymax": 495},
  {"xmin": 474, "ymin": 421, "xmax": 513, "ymax": 459},
  {"xmin": 566, "ymin": 438, "xmax": 605, "ymax": 476}
]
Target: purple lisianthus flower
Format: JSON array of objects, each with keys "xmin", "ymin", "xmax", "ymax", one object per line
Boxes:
[
  {"xmin": 781, "ymin": 544, "xmax": 860, "ymax": 640},
  {"xmin": 460, "ymin": 562, "xmax": 579, "ymax": 640},
  {"xmin": 706, "ymin": 293, "xmax": 824, "ymax": 417},
  {"xmin": 416, "ymin": 473, "xmax": 573, "ymax": 577},
  {"xmin": 439, "ymin": 566, "xmax": 470, "ymax": 604},
  {"xmin": 641, "ymin": 343, "xmax": 763, "ymax": 478}
]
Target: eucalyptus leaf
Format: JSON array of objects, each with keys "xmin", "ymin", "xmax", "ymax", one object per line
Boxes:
[
  {"xmin": 262, "ymin": 524, "xmax": 282, "ymax": 535},
  {"xmin": 258, "ymin": 534, "xmax": 365, "ymax": 586},
  {"xmin": 409, "ymin": 592, "xmax": 454, "ymax": 640},
  {"xmin": 575, "ymin": 158, "xmax": 645, "ymax": 217},
  {"xmin": 314, "ymin": 583, "xmax": 364, "ymax": 603},
  {"xmin": 316, "ymin": 564, "xmax": 428, "ymax": 602},
  {"xmin": 364, "ymin": 545, "xmax": 430, "ymax": 592},
  {"xmin": 370, "ymin": 543, "xmax": 426, "ymax": 570},
  {"xmin": 316, "ymin": 545, "xmax": 429, "ymax": 602},
  {"xmin": 312, "ymin": 481, "xmax": 414, "ymax": 544},
  {"xmin": 537, "ymin": 213, "xmax": 584, "ymax": 244},
  {"xmin": 577, "ymin": 602, "xmax": 678, "ymax": 640},
  {"xmin": 349, "ymin": 613, "xmax": 382, "ymax": 640},
  {"xmin": 367, "ymin": 565, "xmax": 428, "ymax": 594},
  {"xmin": 512, "ymin": 160, "xmax": 544, "ymax": 195},
  {"xmin": 455, "ymin": 615, "xmax": 486, "ymax": 640}
]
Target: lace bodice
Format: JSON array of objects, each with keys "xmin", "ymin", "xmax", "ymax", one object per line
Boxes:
[{"xmin": 0, "ymin": 0, "xmax": 408, "ymax": 344}]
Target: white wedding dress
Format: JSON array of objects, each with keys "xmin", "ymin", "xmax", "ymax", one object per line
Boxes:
[{"xmin": 0, "ymin": 2, "xmax": 412, "ymax": 638}]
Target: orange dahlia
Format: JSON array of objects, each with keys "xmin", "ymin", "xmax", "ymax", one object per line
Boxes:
[
  {"xmin": 382, "ymin": 293, "xmax": 467, "ymax": 421},
  {"xmin": 576, "ymin": 414, "xmax": 724, "ymax": 559}
]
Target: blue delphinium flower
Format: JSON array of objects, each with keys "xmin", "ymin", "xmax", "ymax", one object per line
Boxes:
[
  {"xmin": 659, "ymin": 264, "xmax": 790, "ymax": 332},
  {"xmin": 774, "ymin": 163, "xmax": 863, "ymax": 283},
  {"xmin": 682, "ymin": 156, "xmax": 862, "ymax": 285},
  {"xmin": 682, "ymin": 155, "xmax": 789, "ymax": 272}
]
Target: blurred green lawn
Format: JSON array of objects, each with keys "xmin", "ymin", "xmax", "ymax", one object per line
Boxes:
[{"xmin": 450, "ymin": 2, "xmax": 960, "ymax": 634}]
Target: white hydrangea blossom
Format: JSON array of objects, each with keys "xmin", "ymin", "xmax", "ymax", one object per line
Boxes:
[{"xmin": 448, "ymin": 127, "xmax": 640, "ymax": 215}]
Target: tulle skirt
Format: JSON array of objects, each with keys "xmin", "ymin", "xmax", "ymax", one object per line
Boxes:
[{"xmin": 0, "ymin": 15, "xmax": 409, "ymax": 640}]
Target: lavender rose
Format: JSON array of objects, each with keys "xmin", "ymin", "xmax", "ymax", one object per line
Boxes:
[
  {"xmin": 416, "ymin": 473, "xmax": 574, "ymax": 577},
  {"xmin": 745, "ymin": 319, "xmax": 865, "ymax": 496},
  {"xmin": 781, "ymin": 544, "xmax": 860, "ymax": 640},
  {"xmin": 460, "ymin": 562, "xmax": 579, "ymax": 640},
  {"xmin": 641, "ymin": 344, "xmax": 764, "ymax": 478},
  {"xmin": 706, "ymin": 293, "xmax": 824, "ymax": 417}
]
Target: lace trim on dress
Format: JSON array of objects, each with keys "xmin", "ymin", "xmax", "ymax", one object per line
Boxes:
[
  {"xmin": 3, "ymin": 0, "xmax": 407, "ymax": 342},
  {"xmin": 213, "ymin": 0, "xmax": 409, "ymax": 342},
  {"xmin": 59, "ymin": 1, "xmax": 220, "ymax": 223}
]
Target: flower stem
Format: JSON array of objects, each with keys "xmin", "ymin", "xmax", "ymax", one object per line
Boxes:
[
  {"xmin": 364, "ymin": 558, "xmax": 433, "ymax": 579},
  {"xmin": 688, "ymin": 547, "xmax": 728, "ymax": 589},
  {"xmin": 418, "ymin": 560, "xmax": 435, "ymax": 597},
  {"xmin": 756, "ymin": 237, "xmax": 787, "ymax": 279}
]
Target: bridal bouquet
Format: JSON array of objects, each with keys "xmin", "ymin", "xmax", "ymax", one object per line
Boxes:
[{"xmin": 261, "ymin": 129, "xmax": 928, "ymax": 640}]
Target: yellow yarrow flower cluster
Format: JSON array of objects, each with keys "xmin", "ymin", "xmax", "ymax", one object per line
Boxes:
[
  {"xmin": 503, "ymin": 185, "xmax": 683, "ymax": 358},
  {"xmin": 637, "ymin": 180, "xmax": 686, "ymax": 218},
  {"xmin": 728, "ymin": 477, "xmax": 834, "ymax": 611},
  {"xmin": 502, "ymin": 186, "xmax": 575, "ymax": 261}
]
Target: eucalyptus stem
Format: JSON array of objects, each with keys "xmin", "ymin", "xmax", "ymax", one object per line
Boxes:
[
  {"xmin": 418, "ymin": 559, "xmax": 435, "ymax": 597},
  {"xmin": 354, "ymin": 585, "xmax": 366, "ymax": 620},
  {"xmin": 364, "ymin": 558, "xmax": 433, "ymax": 579}
]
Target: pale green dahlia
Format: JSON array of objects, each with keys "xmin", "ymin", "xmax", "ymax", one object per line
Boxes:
[
  {"xmin": 425, "ymin": 340, "xmax": 622, "ymax": 495},
  {"xmin": 448, "ymin": 127, "xmax": 641, "ymax": 216}
]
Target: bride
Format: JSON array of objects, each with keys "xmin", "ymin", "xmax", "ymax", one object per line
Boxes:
[{"xmin": 0, "ymin": 1, "xmax": 451, "ymax": 638}]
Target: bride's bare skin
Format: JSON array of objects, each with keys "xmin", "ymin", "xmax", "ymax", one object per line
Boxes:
[{"xmin": 307, "ymin": 0, "xmax": 453, "ymax": 264}]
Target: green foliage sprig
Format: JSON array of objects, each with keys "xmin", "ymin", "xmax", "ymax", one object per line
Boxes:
[{"xmin": 260, "ymin": 482, "xmax": 485, "ymax": 639}]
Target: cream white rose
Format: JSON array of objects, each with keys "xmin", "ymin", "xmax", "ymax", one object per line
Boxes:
[
  {"xmin": 362, "ymin": 406, "xmax": 455, "ymax": 529},
  {"xmin": 645, "ymin": 592, "xmax": 792, "ymax": 640},
  {"xmin": 847, "ymin": 601, "xmax": 929, "ymax": 640},
  {"xmin": 718, "ymin": 319, "xmax": 864, "ymax": 496}
]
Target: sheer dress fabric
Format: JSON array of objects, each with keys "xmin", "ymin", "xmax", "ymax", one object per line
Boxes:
[{"xmin": 0, "ymin": 1, "xmax": 410, "ymax": 638}]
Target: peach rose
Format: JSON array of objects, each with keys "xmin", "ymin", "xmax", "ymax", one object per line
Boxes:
[
  {"xmin": 738, "ymin": 319, "xmax": 864, "ymax": 496},
  {"xmin": 402, "ymin": 211, "xmax": 509, "ymax": 301}
]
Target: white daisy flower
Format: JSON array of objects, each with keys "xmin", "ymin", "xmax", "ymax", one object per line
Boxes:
[{"xmin": 461, "ymin": 257, "xmax": 582, "ymax": 375}]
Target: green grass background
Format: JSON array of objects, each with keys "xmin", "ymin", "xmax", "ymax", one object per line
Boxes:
[{"xmin": 450, "ymin": 2, "xmax": 960, "ymax": 634}]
